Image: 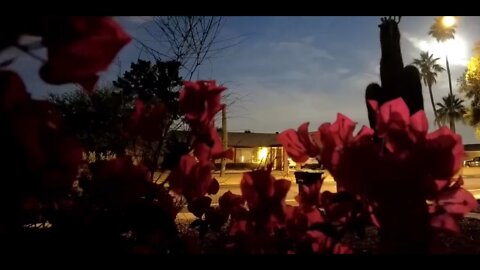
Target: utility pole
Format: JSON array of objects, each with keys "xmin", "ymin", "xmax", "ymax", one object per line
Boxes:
[
  {"xmin": 283, "ymin": 147, "xmax": 289, "ymax": 176},
  {"xmin": 220, "ymin": 106, "xmax": 228, "ymax": 177}
]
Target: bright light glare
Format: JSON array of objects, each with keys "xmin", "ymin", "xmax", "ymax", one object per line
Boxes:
[
  {"xmin": 416, "ymin": 35, "xmax": 468, "ymax": 66},
  {"xmin": 257, "ymin": 147, "xmax": 268, "ymax": 161},
  {"xmin": 442, "ymin": 16, "xmax": 456, "ymax": 28}
]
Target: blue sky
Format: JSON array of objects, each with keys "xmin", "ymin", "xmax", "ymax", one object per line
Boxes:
[{"xmin": 5, "ymin": 16, "xmax": 480, "ymax": 144}]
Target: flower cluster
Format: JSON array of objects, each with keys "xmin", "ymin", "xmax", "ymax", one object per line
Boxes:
[{"xmin": 279, "ymin": 97, "xmax": 477, "ymax": 252}]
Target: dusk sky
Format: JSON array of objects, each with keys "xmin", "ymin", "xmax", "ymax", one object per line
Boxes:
[{"xmin": 7, "ymin": 16, "xmax": 480, "ymax": 144}]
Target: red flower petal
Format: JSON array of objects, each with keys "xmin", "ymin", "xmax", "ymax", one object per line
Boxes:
[
  {"xmin": 0, "ymin": 71, "xmax": 30, "ymax": 112},
  {"xmin": 333, "ymin": 243, "xmax": 353, "ymax": 254},
  {"xmin": 431, "ymin": 213, "xmax": 460, "ymax": 234},
  {"xmin": 241, "ymin": 169, "xmax": 275, "ymax": 206},
  {"xmin": 194, "ymin": 143, "xmax": 211, "ymax": 162},
  {"xmin": 331, "ymin": 113, "xmax": 356, "ymax": 147},
  {"xmin": 305, "ymin": 208, "xmax": 325, "ymax": 226},
  {"xmin": 219, "ymin": 190, "xmax": 245, "ymax": 212},
  {"xmin": 297, "ymin": 122, "xmax": 321, "ymax": 157},
  {"xmin": 409, "ymin": 110, "xmax": 428, "ymax": 141},
  {"xmin": 166, "ymin": 155, "xmax": 197, "ymax": 194},
  {"xmin": 273, "ymin": 179, "xmax": 291, "ymax": 201},
  {"xmin": 277, "ymin": 128, "xmax": 309, "ymax": 163},
  {"xmin": 179, "ymin": 80, "xmax": 226, "ymax": 128},
  {"xmin": 40, "ymin": 17, "xmax": 131, "ymax": 92},
  {"xmin": 437, "ymin": 187, "xmax": 477, "ymax": 216},
  {"xmin": 352, "ymin": 125, "xmax": 374, "ymax": 145},
  {"xmin": 377, "ymin": 98, "xmax": 410, "ymax": 136},
  {"xmin": 426, "ymin": 127, "xmax": 464, "ymax": 179},
  {"xmin": 209, "ymin": 126, "xmax": 233, "ymax": 160}
]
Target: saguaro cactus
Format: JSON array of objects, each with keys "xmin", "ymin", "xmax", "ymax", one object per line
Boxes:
[
  {"xmin": 364, "ymin": 17, "xmax": 431, "ymax": 253},
  {"xmin": 365, "ymin": 16, "xmax": 424, "ymax": 130}
]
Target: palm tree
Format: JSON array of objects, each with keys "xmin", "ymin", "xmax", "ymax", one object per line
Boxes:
[
  {"xmin": 436, "ymin": 93, "xmax": 466, "ymax": 132},
  {"xmin": 428, "ymin": 16, "xmax": 457, "ymax": 97},
  {"xmin": 428, "ymin": 17, "xmax": 456, "ymax": 43},
  {"xmin": 412, "ymin": 51, "xmax": 445, "ymax": 126}
]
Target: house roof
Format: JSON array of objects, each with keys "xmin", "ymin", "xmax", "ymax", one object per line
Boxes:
[
  {"xmin": 171, "ymin": 130, "xmax": 282, "ymax": 148},
  {"xmin": 227, "ymin": 132, "xmax": 281, "ymax": 148},
  {"xmin": 465, "ymin": 144, "xmax": 480, "ymax": 151}
]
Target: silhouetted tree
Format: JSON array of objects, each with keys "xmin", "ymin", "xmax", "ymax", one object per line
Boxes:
[
  {"xmin": 49, "ymin": 87, "xmax": 131, "ymax": 159},
  {"xmin": 51, "ymin": 59, "xmax": 185, "ymax": 176},
  {"xmin": 436, "ymin": 93, "xmax": 466, "ymax": 132},
  {"xmin": 137, "ymin": 16, "xmax": 241, "ymax": 80},
  {"xmin": 412, "ymin": 51, "xmax": 445, "ymax": 126}
]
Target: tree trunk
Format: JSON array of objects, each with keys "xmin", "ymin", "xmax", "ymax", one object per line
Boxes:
[
  {"xmin": 450, "ymin": 116, "xmax": 456, "ymax": 133},
  {"xmin": 220, "ymin": 106, "xmax": 228, "ymax": 177},
  {"xmin": 446, "ymin": 56, "xmax": 456, "ymax": 132},
  {"xmin": 446, "ymin": 56, "xmax": 453, "ymax": 96},
  {"xmin": 427, "ymin": 84, "xmax": 439, "ymax": 128},
  {"xmin": 283, "ymin": 147, "xmax": 289, "ymax": 176}
]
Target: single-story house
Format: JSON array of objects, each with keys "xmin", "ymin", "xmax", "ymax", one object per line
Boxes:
[{"xmin": 221, "ymin": 131, "xmax": 285, "ymax": 170}]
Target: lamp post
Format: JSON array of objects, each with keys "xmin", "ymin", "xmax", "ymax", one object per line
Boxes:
[
  {"xmin": 442, "ymin": 16, "xmax": 456, "ymax": 98},
  {"xmin": 429, "ymin": 16, "xmax": 457, "ymax": 131}
]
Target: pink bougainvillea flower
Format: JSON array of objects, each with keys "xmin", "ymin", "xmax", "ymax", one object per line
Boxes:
[
  {"xmin": 167, "ymin": 155, "xmax": 197, "ymax": 195},
  {"xmin": 309, "ymin": 96, "xmax": 474, "ymax": 252},
  {"xmin": 0, "ymin": 72, "xmax": 83, "ymax": 198},
  {"xmin": 278, "ymin": 122, "xmax": 321, "ymax": 163},
  {"xmin": 436, "ymin": 187, "xmax": 477, "ymax": 217},
  {"xmin": 166, "ymin": 154, "xmax": 214, "ymax": 200},
  {"xmin": 0, "ymin": 71, "xmax": 30, "ymax": 113},
  {"xmin": 209, "ymin": 125, "xmax": 234, "ymax": 160},
  {"xmin": 240, "ymin": 165, "xmax": 291, "ymax": 209},
  {"xmin": 218, "ymin": 190, "xmax": 246, "ymax": 219},
  {"xmin": 127, "ymin": 100, "xmax": 168, "ymax": 142},
  {"xmin": 304, "ymin": 230, "xmax": 334, "ymax": 253},
  {"xmin": 424, "ymin": 127, "xmax": 464, "ymax": 180},
  {"xmin": 318, "ymin": 113, "xmax": 358, "ymax": 171},
  {"xmin": 430, "ymin": 213, "xmax": 461, "ymax": 234},
  {"xmin": 321, "ymin": 97, "xmax": 464, "ymax": 196},
  {"xmin": 333, "ymin": 243, "xmax": 353, "ymax": 254},
  {"xmin": 295, "ymin": 175, "xmax": 324, "ymax": 208},
  {"xmin": 179, "ymin": 80, "xmax": 226, "ymax": 128},
  {"xmin": 370, "ymin": 98, "xmax": 429, "ymax": 154},
  {"xmin": 90, "ymin": 157, "xmax": 150, "ymax": 207},
  {"xmin": 39, "ymin": 17, "xmax": 131, "ymax": 92},
  {"xmin": 429, "ymin": 177, "xmax": 477, "ymax": 234},
  {"xmin": 193, "ymin": 125, "xmax": 233, "ymax": 162}
]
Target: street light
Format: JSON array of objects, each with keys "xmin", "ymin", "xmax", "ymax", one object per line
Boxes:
[
  {"xmin": 442, "ymin": 16, "xmax": 456, "ymax": 28},
  {"xmin": 429, "ymin": 16, "xmax": 458, "ymax": 131}
]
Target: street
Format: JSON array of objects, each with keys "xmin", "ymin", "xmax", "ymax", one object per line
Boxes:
[
  {"xmin": 175, "ymin": 167, "xmax": 480, "ymax": 219},
  {"xmin": 207, "ymin": 166, "xmax": 480, "ymax": 206}
]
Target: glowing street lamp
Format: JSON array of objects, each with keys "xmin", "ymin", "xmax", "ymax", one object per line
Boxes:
[
  {"xmin": 442, "ymin": 16, "xmax": 456, "ymax": 28},
  {"xmin": 429, "ymin": 16, "xmax": 458, "ymax": 131}
]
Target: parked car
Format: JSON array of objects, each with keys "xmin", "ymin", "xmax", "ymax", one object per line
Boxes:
[
  {"xmin": 465, "ymin": 157, "xmax": 480, "ymax": 167},
  {"xmin": 301, "ymin": 157, "xmax": 323, "ymax": 170},
  {"xmin": 288, "ymin": 157, "xmax": 323, "ymax": 170}
]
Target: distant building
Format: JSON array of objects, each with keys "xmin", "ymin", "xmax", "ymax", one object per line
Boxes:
[{"xmin": 221, "ymin": 131, "xmax": 285, "ymax": 170}]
